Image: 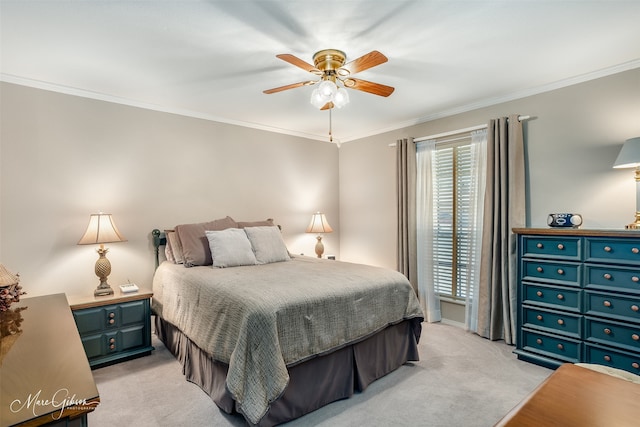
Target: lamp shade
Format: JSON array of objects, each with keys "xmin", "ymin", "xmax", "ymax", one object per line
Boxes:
[
  {"xmin": 613, "ymin": 137, "xmax": 640, "ymax": 169},
  {"xmin": 78, "ymin": 213, "xmax": 127, "ymax": 245},
  {"xmin": 306, "ymin": 212, "xmax": 333, "ymax": 234}
]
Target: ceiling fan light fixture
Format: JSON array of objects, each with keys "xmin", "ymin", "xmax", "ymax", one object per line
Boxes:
[
  {"xmin": 318, "ymin": 80, "xmax": 337, "ymax": 99},
  {"xmin": 310, "ymin": 88, "xmax": 326, "ymax": 109},
  {"xmin": 333, "ymin": 87, "xmax": 349, "ymax": 108}
]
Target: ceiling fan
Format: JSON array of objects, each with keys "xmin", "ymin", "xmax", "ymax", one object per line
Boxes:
[{"xmin": 263, "ymin": 49, "xmax": 394, "ymax": 110}]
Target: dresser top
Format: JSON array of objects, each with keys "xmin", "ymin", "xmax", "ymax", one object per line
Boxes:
[
  {"xmin": 513, "ymin": 228, "xmax": 640, "ymax": 238},
  {"xmin": 0, "ymin": 293, "xmax": 99, "ymax": 425}
]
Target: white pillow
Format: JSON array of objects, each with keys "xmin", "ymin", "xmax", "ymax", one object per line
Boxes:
[
  {"xmin": 244, "ymin": 226, "xmax": 291, "ymax": 264},
  {"xmin": 205, "ymin": 228, "xmax": 257, "ymax": 268}
]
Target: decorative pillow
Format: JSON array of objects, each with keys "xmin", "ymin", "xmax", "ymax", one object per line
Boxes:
[
  {"xmin": 205, "ymin": 229, "xmax": 257, "ymax": 268},
  {"xmin": 165, "ymin": 230, "xmax": 184, "ymax": 264},
  {"xmin": 244, "ymin": 226, "xmax": 291, "ymax": 264},
  {"xmin": 175, "ymin": 216, "xmax": 238, "ymax": 267},
  {"xmin": 237, "ymin": 218, "xmax": 275, "ymax": 228}
]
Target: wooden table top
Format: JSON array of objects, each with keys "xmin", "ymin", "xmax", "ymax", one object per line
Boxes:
[
  {"xmin": 0, "ymin": 294, "xmax": 99, "ymax": 426},
  {"xmin": 495, "ymin": 363, "xmax": 640, "ymax": 427}
]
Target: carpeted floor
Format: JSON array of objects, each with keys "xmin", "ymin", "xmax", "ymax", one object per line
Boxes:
[{"xmin": 89, "ymin": 322, "xmax": 551, "ymax": 426}]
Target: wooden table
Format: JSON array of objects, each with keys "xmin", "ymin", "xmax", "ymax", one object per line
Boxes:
[
  {"xmin": 1, "ymin": 294, "xmax": 100, "ymax": 426},
  {"xmin": 495, "ymin": 363, "xmax": 640, "ymax": 427}
]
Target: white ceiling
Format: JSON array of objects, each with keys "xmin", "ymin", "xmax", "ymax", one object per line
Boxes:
[{"xmin": 1, "ymin": 1, "xmax": 639, "ymax": 143}]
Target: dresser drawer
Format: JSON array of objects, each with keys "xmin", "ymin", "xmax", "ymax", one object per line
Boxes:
[
  {"xmin": 585, "ymin": 343, "xmax": 640, "ymax": 375},
  {"xmin": 522, "ymin": 306, "xmax": 581, "ymax": 338},
  {"xmin": 585, "ymin": 317, "xmax": 640, "ymax": 353},
  {"xmin": 585, "ymin": 264, "xmax": 640, "ymax": 294},
  {"xmin": 586, "ymin": 238, "xmax": 640, "ymax": 265},
  {"xmin": 522, "ymin": 283, "xmax": 581, "ymax": 312},
  {"xmin": 585, "ymin": 291, "xmax": 640, "ymax": 323},
  {"xmin": 522, "ymin": 236, "xmax": 581, "ymax": 260},
  {"xmin": 522, "ymin": 260, "xmax": 581, "ymax": 287},
  {"xmin": 521, "ymin": 329, "xmax": 581, "ymax": 363}
]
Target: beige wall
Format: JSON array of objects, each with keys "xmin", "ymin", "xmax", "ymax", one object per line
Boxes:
[
  {"xmin": 2, "ymin": 68, "xmax": 639, "ymax": 303},
  {"xmin": 0, "ymin": 82, "xmax": 339, "ymax": 298},
  {"xmin": 338, "ymin": 68, "xmax": 640, "ymax": 321}
]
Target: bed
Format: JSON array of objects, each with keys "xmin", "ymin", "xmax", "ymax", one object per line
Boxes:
[{"xmin": 151, "ymin": 218, "xmax": 424, "ymax": 426}]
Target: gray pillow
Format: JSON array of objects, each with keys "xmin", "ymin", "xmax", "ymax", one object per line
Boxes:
[
  {"xmin": 205, "ymin": 228, "xmax": 257, "ymax": 268},
  {"xmin": 244, "ymin": 226, "xmax": 290, "ymax": 264},
  {"xmin": 175, "ymin": 216, "xmax": 238, "ymax": 267}
]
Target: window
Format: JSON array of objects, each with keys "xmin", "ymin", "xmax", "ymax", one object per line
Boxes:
[
  {"xmin": 416, "ymin": 129, "xmax": 486, "ymax": 305},
  {"xmin": 431, "ymin": 141, "xmax": 476, "ymax": 299}
]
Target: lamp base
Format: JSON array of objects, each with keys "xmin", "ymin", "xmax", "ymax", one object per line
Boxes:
[
  {"xmin": 315, "ymin": 236, "xmax": 325, "ymax": 258},
  {"xmin": 625, "ymin": 212, "xmax": 640, "ymax": 230},
  {"xmin": 94, "ymin": 281, "xmax": 114, "ymax": 297}
]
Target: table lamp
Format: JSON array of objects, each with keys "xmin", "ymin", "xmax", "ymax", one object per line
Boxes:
[
  {"xmin": 613, "ymin": 137, "xmax": 640, "ymax": 229},
  {"xmin": 78, "ymin": 213, "xmax": 127, "ymax": 296},
  {"xmin": 305, "ymin": 212, "xmax": 333, "ymax": 258}
]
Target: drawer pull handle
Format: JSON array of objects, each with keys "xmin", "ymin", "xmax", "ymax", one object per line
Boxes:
[
  {"xmin": 603, "ymin": 300, "xmax": 612, "ymax": 307},
  {"xmin": 109, "ymin": 338, "xmax": 115, "ymax": 344},
  {"xmin": 604, "ymin": 328, "xmax": 612, "ymax": 335},
  {"xmin": 633, "ymin": 362, "xmax": 640, "ymax": 370},
  {"xmin": 603, "ymin": 273, "xmax": 612, "ymax": 280},
  {"xmin": 633, "ymin": 276, "xmax": 640, "ymax": 283},
  {"xmin": 536, "ymin": 243, "xmax": 543, "ymax": 249},
  {"xmin": 604, "ymin": 246, "xmax": 612, "ymax": 252},
  {"xmin": 536, "ymin": 266, "xmax": 543, "ymax": 273},
  {"xmin": 557, "ymin": 319, "xmax": 565, "ymax": 325},
  {"xmin": 633, "ymin": 248, "xmax": 640, "ymax": 254},
  {"xmin": 557, "ymin": 268, "xmax": 565, "ymax": 275},
  {"xmin": 632, "ymin": 305, "xmax": 639, "ymax": 312},
  {"xmin": 557, "ymin": 244, "xmax": 565, "ymax": 250},
  {"xmin": 536, "ymin": 315, "xmax": 543, "ymax": 321},
  {"xmin": 633, "ymin": 334, "xmax": 639, "ymax": 341},
  {"xmin": 110, "ymin": 344, "xmax": 116, "ymax": 350},
  {"xmin": 557, "ymin": 294, "xmax": 565, "ymax": 300},
  {"xmin": 604, "ymin": 355, "xmax": 611, "ymax": 362},
  {"xmin": 557, "ymin": 344, "xmax": 564, "ymax": 350},
  {"xmin": 536, "ymin": 338, "xmax": 543, "ymax": 345},
  {"xmin": 536, "ymin": 291, "xmax": 543, "ymax": 297},
  {"xmin": 109, "ymin": 319, "xmax": 115, "ymax": 325},
  {"xmin": 109, "ymin": 313, "xmax": 115, "ymax": 318}
]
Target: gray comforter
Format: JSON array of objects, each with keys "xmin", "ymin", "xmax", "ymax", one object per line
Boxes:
[{"xmin": 152, "ymin": 256, "xmax": 423, "ymax": 424}]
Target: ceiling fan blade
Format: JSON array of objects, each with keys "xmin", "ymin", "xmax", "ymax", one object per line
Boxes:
[
  {"xmin": 344, "ymin": 78, "xmax": 395, "ymax": 97},
  {"xmin": 341, "ymin": 51, "xmax": 388, "ymax": 75},
  {"xmin": 320, "ymin": 102, "xmax": 334, "ymax": 110},
  {"xmin": 263, "ymin": 81, "xmax": 315, "ymax": 94},
  {"xmin": 276, "ymin": 54, "xmax": 322, "ymax": 75}
]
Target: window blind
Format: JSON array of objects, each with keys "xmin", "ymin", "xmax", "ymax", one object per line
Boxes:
[{"xmin": 431, "ymin": 139, "xmax": 475, "ymax": 300}]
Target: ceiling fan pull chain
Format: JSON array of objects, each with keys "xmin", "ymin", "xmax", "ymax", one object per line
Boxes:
[{"xmin": 329, "ymin": 108, "xmax": 333, "ymax": 143}]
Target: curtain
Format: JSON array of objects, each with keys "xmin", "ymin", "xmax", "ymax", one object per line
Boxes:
[
  {"xmin": 464, "ymin": 129, "xmax": 488, "ymax": 333},
  {"xmin": 476, "ymin": 115, "xmax": 526, "ymax": 344},
  {"xmin": 415, "ymin": 140, "xmax": 441, "ymax": 322},
  {"xmin": 396, "ymin": 138, "xmax": 417, "ymax": 294}
]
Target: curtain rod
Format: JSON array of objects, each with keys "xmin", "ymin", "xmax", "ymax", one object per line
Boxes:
[{"xmin": 389, "ymin": 115, "xmax": 530, "ymax": 147}]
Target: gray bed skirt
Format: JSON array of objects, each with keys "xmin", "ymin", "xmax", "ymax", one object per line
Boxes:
[{"xmin": 155, "ymin": 316, "xmax": 422, "ymax": 426}]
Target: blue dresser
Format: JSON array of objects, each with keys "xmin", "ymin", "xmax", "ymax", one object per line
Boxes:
[{"xmin": 514, "ymin": 228, "xmax": 640, "ymax": 375}]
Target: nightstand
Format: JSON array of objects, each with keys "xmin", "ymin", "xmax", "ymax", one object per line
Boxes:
[{"xmin": 68, "ymin": 290, "xmax": 154, "ymax": 368}]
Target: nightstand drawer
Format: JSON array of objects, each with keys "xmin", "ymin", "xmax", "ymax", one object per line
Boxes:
[
  {"xmin": 585, "ymin": 291, "xmax": 640, "ymax": 323},
  {"xmin": 522, "ymin": 236, "xmax": 581, "ymax": 260},
  {"xmin": 522, "ymin": 260, "xmax": 580, "ymax": 287},
  {"xmin": 586, "ymin": 238, "xmax": 640, "ymax": 265},
  {"xmin": 521, "ymin": 329, "xmax": 581, "ymax": 363},
  {"xmin": 585, "ymin": 264, "xmax": 640, "ymax": 294},
  {"xmin": 522, "ymin": 283, "xmax": 581, "ymax": 312},
  {"xmin": 585, "ymin": 317, "xmax": 640, "ymax": 353},
  {"xmin": 522, "ymin": 307, "xmax": 581, "ymax": 338},
  {"xmin": 585, "ymin": 343, "xmax": 640, "ymax": 374}
]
